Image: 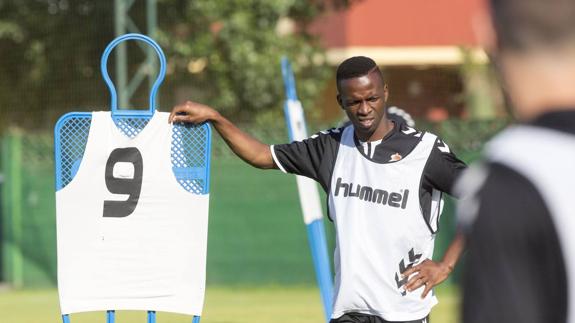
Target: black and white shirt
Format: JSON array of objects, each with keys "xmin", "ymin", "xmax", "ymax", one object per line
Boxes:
[
  {"xmin": 271, "ymin": 120, "xmax": 466, "ymax": 320},
  {"xmin": 272, "ymin": 120, "xmax": 466, "ymax": 225},
  {"xmin": 457, "ymin": 110, "xmax": 575, "ymax": 323}
]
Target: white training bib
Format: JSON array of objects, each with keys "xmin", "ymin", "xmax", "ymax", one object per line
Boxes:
[
  {"xmin": 330, "ymin": 126, "xmax": 440, "ymax": 321},
  {"xmin": 486, "ymin": 125, "xmax": 575, "ymax": 323},
  {"xmin": 56, "ymin": 111, "xmax": 209, "ymax": 315}
]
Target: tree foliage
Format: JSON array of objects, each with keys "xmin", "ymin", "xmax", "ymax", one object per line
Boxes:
[
  {"xmin": 0, "ymin": 0, "xmax": 351, "ymax": 130},
  {"xmin": 0, "ymin": 1, "xmax": 115, "ymax": 130},
  {"xmin": 156, "ymin": 0, "xmax": 342, "ymax": 124}
]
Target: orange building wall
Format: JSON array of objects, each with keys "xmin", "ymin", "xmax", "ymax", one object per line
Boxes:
[{"xmin": 311, "ymin": 0, "xmax": 485, "ymax": 47}]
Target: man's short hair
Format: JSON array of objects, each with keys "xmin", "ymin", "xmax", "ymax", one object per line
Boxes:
[
  {"xmin": 490, "ymin": 0, "xmax": 575, "ymax": 51},
  {"xmin": 336, "ymin": 56, "xmax": 383, "ymax": 87}
]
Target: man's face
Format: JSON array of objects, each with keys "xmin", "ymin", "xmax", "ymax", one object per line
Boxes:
[{"xmin": 337, "ymin": 70, "xmax": 389, "ymax": 139}]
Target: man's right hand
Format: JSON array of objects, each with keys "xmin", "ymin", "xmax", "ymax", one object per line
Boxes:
[
  {"xmin": 168, "ymin": 100, "xmax": 276, "ymax": 169},
  {"xmin": 169, "ymin": 101, "xmax": 220, "ymax": 125}
]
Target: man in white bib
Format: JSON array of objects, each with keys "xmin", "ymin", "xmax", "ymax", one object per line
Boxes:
[
  {"xmin": 456, "ymin": 0, "xmax": 575, "ymax": 322},
  {"xmin": 170, "ymin": 56, "xmax": 466, "ymax": 323}
]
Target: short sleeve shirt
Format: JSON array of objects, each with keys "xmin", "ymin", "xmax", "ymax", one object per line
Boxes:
[{"xmin": 271, "ymin": 120, "xmax": 467, "ymax": 220}]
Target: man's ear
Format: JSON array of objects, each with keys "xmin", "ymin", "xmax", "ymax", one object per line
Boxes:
[
  {"xmin": 337, "ymin": 94, "xmax": 344, "ymax": 110},
  {"xmin": 384, "ymin": 84, "xmax": 389, "ymax": 102}
]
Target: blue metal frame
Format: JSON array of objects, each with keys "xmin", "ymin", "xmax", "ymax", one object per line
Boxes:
[
  {"xmin": 281, "ymin": 57, "xmax": 334, "ymax": 321},
  {"xmin": 62, "ymin": 311, "xmax": 201, "ymax": 323},
  {"xmin": 100, "ymin": 33, "xmax": 166, "ymax": 117},
  {"xmin": 202, "ymin": 124, "xmax": 212, "ymax": 195},
  {"xmin": 55, "ymin": 33, "xmax": 205, "ymax": 323},
  {"xmin": 54, "ymin": 112, "xmax": 91, "ymax": 191}
]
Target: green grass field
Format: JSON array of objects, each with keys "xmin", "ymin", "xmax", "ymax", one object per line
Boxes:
[{"xmin": 0, "ymin": 285, "xmax": 459, "ymax": 323}]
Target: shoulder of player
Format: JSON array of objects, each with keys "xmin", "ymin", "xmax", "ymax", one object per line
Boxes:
[
  {"xmin": 390, "ymin": 123, "xmax": 461, "ymax": 164},
  {"xmin": 413, "ymin": 128, "xmax": 453, "ymax": 155},
  {"xmin": 310, "ymin": 126, "xmax": 345, "ymax": 142},
  {"xmin": 389, "ymin": 122, "xmax": 427, "ymax": 148},
  {"xmin": 457, "ymin": 161, "xmax": 549, "ymax": 232},
  {"xmin": 396, "ymin": 124, "xmax": 445, "ymax": 144},
  {"xmin": 395, "ymin": 122, "xmax": 425, "ymax": 139},
  {"xmin": 482, "ymin": 162, "xmax": 547, "ymax": 205}
]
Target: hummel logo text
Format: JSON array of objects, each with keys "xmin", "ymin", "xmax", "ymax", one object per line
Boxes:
[{"xmin": 334, "ymin": 177, "xmax": 409, "ymax": 209}]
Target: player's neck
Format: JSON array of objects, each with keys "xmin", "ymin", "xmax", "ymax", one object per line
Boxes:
[{"xmin": 501, "ymin": 49, "xmax": 575, "ymax": 121}]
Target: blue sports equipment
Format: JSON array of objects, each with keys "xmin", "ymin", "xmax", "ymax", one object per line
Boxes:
[
  {"xmin": 281, "ymin": 57, "xmax": 334, "ymax": 322},
  {"xmin": 54, "ymin": 33, "xmax": 210, "ymax": 323}
]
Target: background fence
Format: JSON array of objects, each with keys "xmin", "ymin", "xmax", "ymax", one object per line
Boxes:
[{"xmin": 0, "ymin": 118, "xmax": 508, "ymax": 288}]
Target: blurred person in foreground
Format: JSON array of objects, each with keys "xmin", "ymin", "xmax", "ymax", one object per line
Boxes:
[
  {"xmin": 457, "ymin": 0, "xmax": 575, "ymax": 322},
  {"xmin": 170, "ymin": 56, "xmax": 466, "ymax": 323}
]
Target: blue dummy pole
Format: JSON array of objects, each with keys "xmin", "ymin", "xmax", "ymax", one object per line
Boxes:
[{"xmin": 281, "ymin": 57, "xmax": 333, "ymax": 322}]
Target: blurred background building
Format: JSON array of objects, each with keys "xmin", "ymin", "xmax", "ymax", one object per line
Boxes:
[{"xmin": 310, "ymin": 0, "xmax": 502, "ymax": 123}]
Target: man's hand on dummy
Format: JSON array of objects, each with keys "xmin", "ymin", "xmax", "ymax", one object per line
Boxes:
[
  {"xmin": 169, "ymin": 101, "xmax": 220, "ymax": 124},
  {"xmin": 402, "ymin": 259, "xmax": 453, "ymax": 298}
]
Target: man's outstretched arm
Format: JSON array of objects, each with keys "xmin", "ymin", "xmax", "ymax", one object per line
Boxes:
[{"xmin": 169, "ymin": 101, "xmax": 277, "ymax": 170}]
